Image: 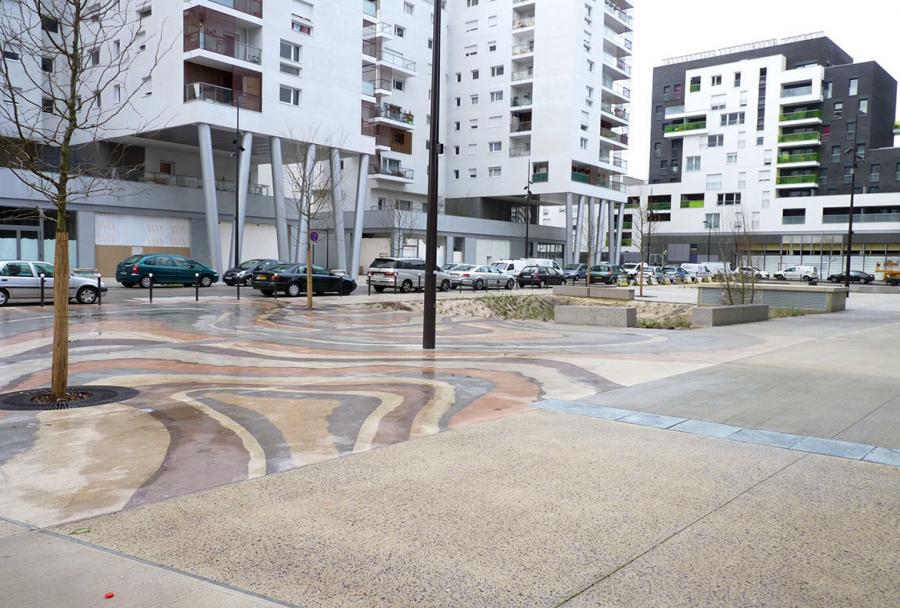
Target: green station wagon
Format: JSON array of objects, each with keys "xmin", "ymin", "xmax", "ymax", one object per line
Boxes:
[{"xmin": 115, "ymin": 254, "xmax": 219, "ymax": 288}]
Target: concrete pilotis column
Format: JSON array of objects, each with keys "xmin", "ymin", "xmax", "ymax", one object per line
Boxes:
[
  {"xmin": 607, "ymin": 199, "xmax": 616, "ymax": 264},
  {"xmin": 198, "ymin": 123, "xmax": 222, "ymax": 273},
  {"xmin": 269, "ymin": 137, "xmax": 289, "ymax": 261},
  {"xmin": 329, "ymin": 148, "xmax": 349, "ymax": 273},
  {"xmin": 350, "ymin": 153, "xmax": 370, "ymax": 277},
  {"xmin": 596, "ymin": 199, "xmax": 606, "ymax": 264},
  {"xmin": 573, "ymin": 195, "xmax": 586, "ymax": 264},
  {"xmin": 565, "ymin": 193, "xmax": 574, "ymax": 265},
  {"xmin": 235, "ymin": 131, "xmax": 253, "ymax": 263},
  {"xmin": 587, "ymin": 199, "xmax": 597, "ymax": 265},
  {"xmin": 615, "ymin": 202, "xmax": 625, "ymax": 264}
]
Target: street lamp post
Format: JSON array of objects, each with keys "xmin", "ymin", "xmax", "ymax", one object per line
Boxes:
[
  {"xmin": 844, "ymin": 146, "xmax": 860, "ymax": 291},
  {"xmin": 703, "ymin": 218, "xmax": 712, "ymax": 262},
  {"xmin": 422, "ymin": 1, "xmax": 443, "ymax": 350},
  {"xmin": 523, "ymin": 176, "xmax": 533, "ymax": 259}
]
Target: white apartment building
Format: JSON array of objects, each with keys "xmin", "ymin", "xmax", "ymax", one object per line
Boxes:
[
  {"xmin": 629, "ymin": 34, "xmax": 900, "ymax": 275},
  {"xmin": 0, "ymin": 0, "xmax": 634, "ymax": 276}
]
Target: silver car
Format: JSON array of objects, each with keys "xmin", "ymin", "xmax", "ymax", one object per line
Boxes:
[
  {"xmin": 448, "ymin": 264, "xmax": 515, "ymax": 290},
  {"xmin": 366, "ymin": 257, "xmax": 452, "ymax": 293},
  {"xmin": 0, "ymin": 260, "xmax": 108, "ymax": 306}
]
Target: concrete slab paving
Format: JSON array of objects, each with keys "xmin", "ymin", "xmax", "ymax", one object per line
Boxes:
[
  {"xmin": 0, "ymin": 519, "xmax": 28, "ymax": 539},
  {"xmin": 864, "ymin": 447, "xmax": 900, "ymax": 467},
  {"xmin": 561, "ymin": 455, "xmax": 900, "ymax": 607},
  {"xmin": 0, "ymin": 531, "xmax": 286, "ymax": 607},
  {"xmin": 671, "ymin": 419, "xmax": 742, "ymax": 439},
  {"xmin": 790, "ymin": 436, "xmax": 875, "ymax": 460},
  {"xmin": 60, "ymin": 410, "xmax": 824, "ymax": 608}
]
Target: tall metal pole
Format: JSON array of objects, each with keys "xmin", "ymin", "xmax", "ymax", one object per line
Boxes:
[
  {"xmin": 524, "ymin": 180, "xmax": 532, "ymax": 258},
  {"xmin": 423, "ymin": 1, "xmax": 442, "ymax": 350},
  {"xmin": 845, "ymin": 155, "xmax": 857, "ymax": 290},
  {"xmin": 233, "ymin": 94, "xmax": 241, "ymax": 269}
]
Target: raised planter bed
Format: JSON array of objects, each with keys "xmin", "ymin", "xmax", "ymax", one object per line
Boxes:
[
  {"xmin": 552, "ymin": 285, "xmax": 635, "ymax": 301},
  {"xmin": 697, "ymin": 283, "xmax": 848, "ymax": 313},
  {"xmin": 691, "ymin": 304, "xmax": 770, "ymax": 328},
  {"xmin": 555, "ymin": 305, "xmax": 637, "ymax": 327}
]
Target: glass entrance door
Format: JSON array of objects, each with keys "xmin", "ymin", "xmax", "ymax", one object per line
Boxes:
[{"xmin": 0, "ymin": 227, "xmax": 42, "ymax": 260}]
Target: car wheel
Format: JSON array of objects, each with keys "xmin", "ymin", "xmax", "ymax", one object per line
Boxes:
[
  {"xmin": 374, "ymin": 286, "xmax": 385, "ymax": 293},
  {"xmin": 260, "ymin": 289, "xmax": 274, "ymax": 296},
  {"xmin": 75, "ymin": 286, "xmax": 98, "ymax": 305},
  {"xmin": 802, "ymin": 275, "xmax": 810, "ymax": 282},
  {"xmin": 200, "ymin": 275, "xmax": 213, "ymax": 288},
  {"xmin": 400, "ymin": 279, "xmax": 414, "ymax": 293},
  {"xmin": 440, "ymin": 279, "xmax": 451, "ymax": 292},
  {"xmin": 505, "ymin": 278, "xmax": 514, "ymax": 290},
  {"xmin": 286, "ymin": 283, "xmax": 302, "ymax": 297},
  {"xmin": 0, "ymin": 289, "xmax": 8, "ymax": 306},
  {"xmin": 139, "ymin": 275, "xmax": 153, "ymax": 288},
  {"xmin": 538, "ymin": 280, "xmax": 546, "ymax": 289},
  {"xmin": 474, "ymin": 279, "xmax": 484, "ymax": 291},
  {"xmin": 755, "ymin": 274, "xmax": 762, "ymax": 280},
  {"xmin": 243, "ymin": 277, "xmax": 253, "ymax": 287},
  {"xmin": 341, "ymin": 283, "xmax": 355, "ymax": 296}
]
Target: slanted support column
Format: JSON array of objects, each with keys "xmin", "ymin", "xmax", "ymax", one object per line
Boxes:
[
  {"xmin": 198, "ymin": 123, "xmax": 222, "ymax": 273},
  {"xmin": 573, "ymin": 195, "xmax": 586, "ymax": 264},
  {"xmin": 565, "ymin": 193, "xmax": 574, "ymax": 264},
  {"xmin": 607, "ymin": 198, "xmax": 616, "ymax": 264},
  {"xmin": 231, "ymin": 131, "xmax": 253, "ymax": 266},
  {"xmin": 294, "ymin": 143, "xmax": 317, "ymax": 263},
  {"xmin": 596, "ymin": 199, "xmax": 606, "ymax": 264},
  {"xmin": 587, "ymin": 198, "xmax": 597, "ymax": 265},
  {"xmin": 350, "ymin": 153, "xmax": 370, "ymax": 277},
  {"xmin": 269, "ymin": 136, "xmax": 289, "ymax": 261},
  {"xmin": 329, "ymin": 148, "xmax": 349, "ymax": 273},
  {"xmin": 615, "ymin": 202, "xmax": 625, "ymax": 264}
]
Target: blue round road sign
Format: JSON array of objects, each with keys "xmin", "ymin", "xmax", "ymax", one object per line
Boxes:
[{"xmin": 309, "ymin": 231, "xmax": 319, "ymax": 243}]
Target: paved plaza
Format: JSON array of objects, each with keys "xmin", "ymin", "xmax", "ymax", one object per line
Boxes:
[{"xmin": 0, "ymin": 288, "xmax": 898, "ymax": 606}]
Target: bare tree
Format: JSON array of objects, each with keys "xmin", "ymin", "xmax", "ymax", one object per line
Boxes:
[
  {"xmin": 718, "ymin": 211, "xmax": 758, "ymax": 305},
  {"xmin": 376, "ymin": 198, "xmax": 422, "ymax": 258},
  {"xmin": 630, "ymin": 203, "xmax": 658, "ymax": 297},
  {"xmin": 0, "ymin": 1, "xmax": 167, "ymax": 398}
]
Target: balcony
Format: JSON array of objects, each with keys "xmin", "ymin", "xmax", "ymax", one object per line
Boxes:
[
  {"xmin": 184, "ymin": 31, "xmax": 262, "ymax": 65},
  {"xmin": 777, "ymin": 131, "xmax": 821, "ymax": 146},
  {"xmin": 376, "ymin": 49, "xmax": 415, "ymax": 74},
  {"xmin": 779, "ymin": 109, "xmax": 822, "ymax": 123},
  {"xmin": 372, "ymin": 105, "xmax": 415, "ymax": 130},
  {"xmin": 664, "ymin": 121, "xmax": 706, "ymax": 135},
  {"xmin": 776, "ymin": 174, "xmax": 818, "ymax": 187},
  {"xmin": 362, "ymin": 0, "xmax": 377, "ymax": 19},
  {"xmin": 599, "ymin": 155, "xmax": 628, "ymax": 172},
  {"xmin": 782, "ymin": 216, "xmax": 806, "ymax": 225},
  {"xmin": 823, "ymin": 212, "xmax": 900, "ymax": 224},
  {"xmin": 605, "ymin": 0, "xmax": 633, "ymax": 30},
  {"xmin": 531, "ymin": 172, "xmax": 548, "ymax": 183},
  {"xmin": 184, "ymin": 82, "xmax": 261, "ymax": 111},
  {"xmin": 603, "ymin": 54, "xmax": 631, "ymax": 76},
  {"xmin": 370, "ymin": 162, "xmax": 414, "ymax": 182},
  {"xmin": 196, "ymin": 0, "xmax": 262, "ymax": 19},
  {"xmin": 649, "ymin": 201, "xmax": 671, "ymax": 211},
  {"xmin": 600, "ymin": 102, "xmax": 629, "ymax": 124},
  {"xmin": 511, "ymin": 67, "xmax": 534, "ymax": 82},
  {"xmin": 512, "ymin": 16, "xmax": 535, "ymax": 29},
  {"xmin": 509, "ymin": 144, "xmax": 531, "ymax": 157},
  {"xmin": 512, "ymin": 40, "xmax": 534, "ymax": 56},
  {"xmin": 777, "ymin": 152, "xmax": 820, "ymax": 166},
  {"xmin": 98, "ymin": 166, "xmax": 269, "ymax": 195},
  {"xmin": 781, "ymin": 86, "xmax": 813, "ymax": 98},
  {"xmin": 680, "ymin": 199, "xmax": 705, "ymax": 209},
  {"xmin": 511, "ymin": 120, "xmax": 532, "ymax": 134},
  {"xmin": 510, "ymin": 93, "xmax": 533, "ymax": 108},
  {"xmin": 601, "ymin": 78, "xmax": 630, "ymax": 101},
  {"xmin": 599, "ymin": 127, "xmax": 628, "ymax": 146}
]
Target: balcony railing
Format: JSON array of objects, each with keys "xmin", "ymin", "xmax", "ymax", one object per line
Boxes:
[
  {"xmin": 601, "ymin": 102, "xmax": 629, "ymax": 121},
  {"xmin": 531, "ymin": 172, "xmax": 548, "ymax": 183},
  {"xmin": 512, "ymin": 41, "xmax": 534, "ymax": 56},
  {"xmin": 511, "ymin": 68, "xmax": 534, "ymax": 82},
  {"xmin": 782, "ymin": 86, "xmax": 813, "ymax": 98},
  {"xmin": 374, "ymin": 106, "xmax": 414, "ymax": 124},
  {"xmin": 599, "ymin": 127, "xmax": 628, "ymax": 144},
  {"xmin": 511, "ymin": 121, "xmax": 533, "ymax": 133},
  {"xmin": 600, "ymin": 156, "xmax": 628, "ymax": 170},
  {"xmin": 680, "ymin": 199, "xmax": 705, "ymax": 209},
  {"xmin": 605, "ymin": 1, "xmax": 633, "ymax": 25},
  {"xmin": 512, "ymin": 16, "xmax": 535, "ymax": 29},
  {"xmin": 823, "ymin": 212, "xmax": 900, "ymax": 224},
  {"xmin": 98, "ymin": 166, "xmax": 269, "ymax": 196},
  {"xmin": 778, "ymin": 152, "xmax": 819, "ymax": 163},
  {"xmin": 602, "ymin": 78, "xmax": 630, "ymax": 99},
  {"xmin": 604, "ymin": 54, "xmax": 631, "ymax": 75},
  {"xmin": 782, "ymin": 216, "xmax": 806, "ymax": 225},
  {"xmin": 365, "ymin": 45, "xmax": 416, "ymax": 71},
  {"xmin": 197, "ymin": 0, "xmax": 262, "ymax": 18},
  {"xmin": 362, "ymin": 81, "xmax": 375, "ymax": 96},
  {"xmin": 649, "ymin": 202, "xmax": 671, "ymax": 211},
  {"xmin": 664, "ymin": 121, "xmax": 706, "ymax": 133},
  {"xmin": 776, "ymin": 174, "xmax": 817, "ymax": 185},
  {"xmin": 779, "ymin": 109, "xmax": 822, "ymax": 122},
  {"xmin": 184, "ymin": 82, "xmax": 261, "ymax": 111},
  {"xmin": 371, "ymin": 163, "xmax": 414, "ymax": 180},
  {"xmin": 184, "ymin": 31, "xmax": 262, "ymax": 64},
  {"xmin": 571, "ymin": 171, "xmax": 590, "ymax": 184},
  {"xmin": 509, "ymin": 145, "xmax": 531, "ymax": 157},
  {"xmin": 778, "ymin": 131, "xmax": 820, "ymax": 143},
  {"xmin": 511, "ymin": 94, "xmax": 533, "ymax": 107}
]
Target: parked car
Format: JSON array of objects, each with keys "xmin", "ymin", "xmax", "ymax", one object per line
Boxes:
[
  {"xmin": 366, "ymin": 257, "xmax": 452, "ymax": 293},
  {"xmin": 0, "ymin": 260, "xmax": 107, "ymax": 306},
  {"xmin": 737, "ymin": 266, "xmax": 770, "ymax": 280},
  {"xmin": 661, "ymin": 265, "xmax": 690, "ymax": 281},
  {"xmin": 622, "ymin": 263, "xmax": 656, "ymax": 278},
  {"xmin": 773, "ymin": 265, "xmax": 819, "ymax": 281},
  {"xmin": 115, "ymin": 254, "xmax": 219, "ymax": 288},
  {"xmin": 827, "ymin": 270, "xmax": 875, "ymax": 284},
  {"xmin": 223, "ymin": 259, "xmax": 282, "ymax": 286},
  {"xmin": 492, "ymin": 259, "xmax": 532, "ymax": 277},
  {"xmin": 444, "ymin": 263, "xmax": 461, "ymax": 272},
  {"xmin": 562, "ymin": 263, "xmax": 588, "ymax": 281},
  {"xmin": 518, "ymin": 265, "xmax": 567, "ymax": 288},
  {"xmin": 449, "ymin": 265, "xmax": 515, "ymax": 290},
  {"xmin": 589, "ymin": 264, "xmax": 628, "ymax": 285},
  {"xmin": 524, "ymin": 258, "xmax": 563, "ymax": 271},
  {"xmin": 251, "ymin": 263, "xmax": 356, "ymax": 297},
  {"xmin": 680, "ymin": 263, "xmax": 712, "ymax": 279}
]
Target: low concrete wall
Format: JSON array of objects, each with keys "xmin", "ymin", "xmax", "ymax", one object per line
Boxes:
[
  {"xmin": 553, "ymin": 285, "xmax": 635, "ymax": 301},
  {"xmin": 692, "ymin": 304, "xmax": 770, "ymax": 328},
  {"xmin": 850, "ymin": 284, "xmax": 900, "ymax": 295},
  {"xmin": 697, "ymin": 283, "xmax": 848, "ymax": 313},
  {"xmin": 555, "ymin": 306, "xmax": 637, "ymax": 328}
]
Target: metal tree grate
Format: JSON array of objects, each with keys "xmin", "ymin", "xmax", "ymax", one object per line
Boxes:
[{"xmin": 0, "ymin": 386, "xmax": 139, "ymax": 411}]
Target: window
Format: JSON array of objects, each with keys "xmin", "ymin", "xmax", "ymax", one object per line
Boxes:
[
  {"xmin": 739, "ymin": 90, "xmax": 748, "ymax": 107},
  {"xmin": 467, "ymin": 143, "xmax": 477, "ymax": 155},
  {"xmin": 454, "ymin": 97, "xmax": 461, "ymax": 107},
  {"xmin": 843, "ymin": 166, "xmax": 853, "ymax": 184},
  {"xmin": 470, "ymin": 94, "xmax": 478, "ymax": 105},
  {"xmin": 726, "ymin": 153, "xmax": 737, "ymax": 165},
  {"xmin": 720, "ymin": 112, "xmax": 745, "ymax": 126},
  {"xmin": 2, "ymin": 46, "xmax": 20, "ymax": 61},
  {"xmin": 455, "ymin": 72, "xmax": 462, "ymax": 83},
  {"xmin": 704, "ymin": 213, "xmax": 720, "ymax": 229},
  {"xmin": 716, "ymin": 193, "xmax": 742, "ymax": 206},
  {"xmin": 737, "ymin": 131, "xmax": 747, "ymax": 149},
  {"xmin": 395, "ymin": 26, "xmax": 405, "ymax": 37},
  {"xmin": 404, "ymin": 2, "xmax": 414, "ymax": 14},
  {"xmin": 41, "ymin": 97, "xmax": 54, "ymax": 113},
  {"xmin": 465, "ymin": 20, "xmax": 477, "ymax": 32},
  {"xmin": 689, "ymin": 76, "xmax": 700, "ymax": 92},
  {"xmin": 471, "ymin": 69, "xmax": 479, "ymax": 79},
  {"xmin": 833, "ymin": 102, "xmax": 843, "ymax": 119},
  {"xmin": 763, "ymin": 149, "xmax": 772, "ymax": 166},
  {"xmin": 869, "ymin": 164, "xmax": 880, "ymax": 182},
  {"xmin": 738, "ymin": 172, "xmax": 747, "ymax": 189},
  {"xmin": 488, "ymin": 16, "xmax": 497, "ymax": 28},
  {"xmin": 488, "ymin": 141, "xmax": 502, "ymax": 152},
  {"xmin": 896, "ymin": 162, "xmax": 900, "ymax": 181},
  {"xmin": 580, "ymin": 137, "xmax": 588, "ymax": 150},
  {"xmin": 280, "ymin": 63, "xmax": 301, "ymax": 76},
  {"xmin": 291, "ymin": 18, "xmax": 312, "ymax": 35},
  {"xmin": 856, "ymin": 144, "xmax": 866, "ymax": 160},
  {"xmin": 137, "ymin": 6, "xmax": 151, "ymax": 19},
  {"xmin": 453, "ymin": 121, "xmax": 460, "ymax": 131},
  {"xmin": 832, "ymin": 146, "xmax": 841, "ymax": 163},
  {"xmin": 847, "ymin": 121, "xmax": 856, "ymax": 141},
  {"xmin": 464, "ymin": 45, "xmax": 477, "ymax": 57},
  {"xmin": 41, "ymin": 56, "xmax": 53, "ymax": 73},
  {"xmin": 279, "ymin": 85, "xmax": 301, "ymax": 106},
  {"xmin": 468, "ymin": 168, "xmax": 477, "ymax": 179},
  {"xmin": 686, "ymin": 156, "xmax": 701, "ymax": 172},
  {"xmin": 711, "ymin": 75, "xmax": 722, "ymax": 86},
  {"xmin": 761, "ymin": 191, "xmax": 771, "ymax": 208},
  {"xmin": 489, "ymin": 166, "xmax": 501, "ymax": 177},
  {"xmin": 655, "ymin": 104, "xmax": 663, "ymax": 119},
  {"xmin": 849, "ymin": 78, "xmax": 858, "ymax": 96},
  {"xmin": 113, "ymin": 85, "xmax": 121, "ymax": 103},
  {"xmin": 782, "ymin": 208, "xmax": 806, "ymax": 225},
  {"xmin": 824, "ymin": 81, "xmax": 833, "ymax": 99},
  {"xmin": 734, "ymin": 72, "xmax": 741, "ymax": 87},
  {"xmin": 711, "ymin": 94, "xmax": 726, "ymax": 110},
  {"xmin": 487, "ymin": 40, "xmax": 497, "ymax": 51},
  {"xmin": 706, "ymin": 174, "xmax": 722, "ymax": 191},
  {"xmin": 469, "ymin": 119, "xmax": 478, "ymax": 129},
  {"xmin": 280, "ymin": 40, "xmax": 302, "ymax": 62},
  {"xmin": 490, "ymin": 65, "xmax": 504, "ymax": 77},
  {"xmin": 393, "ymin": 80, "xmax": 404, "ymax": 91},
  {"xmin": 707, "ymin": 134, "xmax": 724, "ymax": 148},
  {"xmin": 490, "ymin": 91, "xmax": 503, "ymax": 102},
  {"xmin": 654, "ymin": 142, "xmax": 661, "ymax": 157},
  {"xmin": 453, "ymin": 170, "xmax": 460, "ymax": 180},
  {"xmin": 466, "ymin": 0, "xmax": 479, "ymax": 6},
  {"xmin": 758, "ymin": 170, "xmax": 771, "ymax": 182},
  {"xmin": 41, "ymin": 17, "xmax": 59, "ymax": 33},
  {"xmin": 859, "ymin": 98, "xmax": 868, "ymax": 116}
]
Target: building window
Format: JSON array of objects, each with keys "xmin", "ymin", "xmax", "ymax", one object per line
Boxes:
[
  {"xmin": 847, "ymin": 121, "xmax": 856, "ymax": 141},
  {"xmin": 734, "ymin": 72, "xmax": 741, "ymax": 87},
  {"xmin": 464, "ymin": 45, "xmax": 477, "ymax": 57},
  {"xmin": 711, "ymin": 75, "xmax": 722, "ymax": 86},
  {"xmin": 823, "ymin": 81, "xmax": 832, "ymax": 99},
  {"xmin": 468, "ymin": 168, "xmax": 477, "ymax": 179},
  {"xmin": 843, "ymin": 166, "xmax": 853, "ymax": 184},
  {"xmin": 395, "ymin": 26, "xmax": 405, "ymax": 38},
  {"xmin": 686, "ymin": 156, "xmax": 701, "ymax": 172},
  {"xmin": 761, "ymin": 191, "xmax": 771, "ymax": 208},
  {"xmin": 580, "ymin": 137, "xmax": 589, "ymax": 150},
  {"xmin": 711, "ymin": 94, "xmax": 726, "ymax": 110},
  {"xmin": 726, "ymin": 153, "xmax": 737, "ymax": 164},
  {"xmin": 689, "ymin": 76, "xmax": 700, "ymax": 92},
  {"xmin": 738, "ymin": 172, "xmax": 746, "ymax": 188},
  {"xmin": 487, "ymin": 39, "xmax": 497, "ymax": 50},
  {"xmin": 490, "ymin": 65, "xmax": 504, "ymax": 77},
  {"xmin": 488, "ymin": 141, "xmax": 502, "ymax": 152},
  {"xmin": 720, "ymin": 112, "xmax": 745, "ymax": 126},
  {"xmin": 756, "ymin": 136, "xmax": 764, "ymax": 146},
  {"xmin": 654, "ymin": 142, "xmax": 661, "ymax": 157},
  {"xmin": 280, "ymin": 40, "xmax": 302, "ymax": 62},
  {"xmin": 471, "ymin": 69, "xmax": 479, "ymax": 79},
  {"xmin": 704, "ymin": 213, "xmax": 720, "ymax": 229},
  {"xmin": 849, "ymin": 78, "xmax": 858, "ymax": 96},
  {"xmin": 859, "ymin": 98, "xmax": 868, "ymax": 116},
  {"xmin": 758, "ymin": 170, "xmax": 771, "ymax": 182},
  {"xmin": 654, "ymin": 104, "xmax": 662, "ymax": 119},
  {"xmin": 833, "ymin": 102, "xmax": 843, "ymax": 119},
  {"xmin": 782, "ymin": 208, "xmax": 806, "ymax": 225},
  {"xmin": 404, "ymin": 2, "xmax": 414, "ymax": 15},
  {"xmin": 716, "ymin": 193, "xmax": 741, "ymax": 206},
  {"xmin": 470, "ymin": 94, "xmax": 479, "ymax": 105},
  {"xmin": 896, "ymin": 162, "xmax": 900, "ymax": 181},
  {"xmin": 856, "ymin": 144, "xmax": 866, "ymax": 160},
  {"xmin": 707, "ymin": 134, "xmax": 724, "ymax": 148},
  {"xmin": 490, "ymin": 90, "xmax": 503, "ymax": 102},
  {"xmin": 869, "ymin": 164, "xmax": 880, "ymax": 182},
  {"xmin": 706, "ymin": 174, "xmax": 722, "ymax": 191},
  {"xmin": 469, "ymin": 119, "xmax": 478, "ymax": 129},
  {"xmin": 831, "ymin": 146, "xmax": 840, "ymax": 162},
  {"xmin": 488, "ymin": 166, "xmax": 501, "ymax": 177},
  {"xmin": 279, "ymin": 86, "xmax": 301, "ymax": 106}
]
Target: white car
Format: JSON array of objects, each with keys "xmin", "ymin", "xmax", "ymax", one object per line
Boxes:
[
  {"xmin": 0, "ymin": 260, "xmax": 108, "ymax": 306},
  {"xmin": 680, "ymin": 263, "xmax": 712, "ymax": 279},
  {"xmin": 737, "ymin": 266, "xmax": 770, "ymax": 280},
  {"xmin": 448, "ymin": 265, "xmax": 515, "ymax": 290},
  {"xmin": 773, "ymin": 265, "xmax": 818, "ymax": 281}
]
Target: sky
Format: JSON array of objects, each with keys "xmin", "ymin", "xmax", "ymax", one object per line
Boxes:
[{"xmin": 626, "ymin": 0, "xmax": 900, "ymax": 180}]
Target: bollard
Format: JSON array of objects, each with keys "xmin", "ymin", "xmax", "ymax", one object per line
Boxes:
[
  {"xmin": 39, "ymin": 274, "xmax": 45, "ymax": 308},
  {"xmin": 236, "ymin": 275, "xmax": 241, "ymax": 301},
  {"xmin": 97, "ymin": 275, "xmax": 102, "ymax": 306},
  {"xmin": 272, "ymin": 274, "xmax": 278, "ymax": 299},
  {"xmin": 149, "ymin": 273, "xmax": 154, "ymax": 303},
  {"xmin": 394, "ymin": 274, "xmax": 398, "ymax": 293},
  {"xmin": 418, "ymin": 274, "xmax": 422, "ymax": 292},
  {"xmin": 195, "ymin": 273, "xmax": 200, "ymax": 302},
  {"xmin": 368, "ymin": 275, "xmax": 371, "ymax": 296}
]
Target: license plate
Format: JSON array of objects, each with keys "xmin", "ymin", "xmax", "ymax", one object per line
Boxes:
[{"xmin": 257, "ymin": 274, "xmax": 268, "ymax": 280}]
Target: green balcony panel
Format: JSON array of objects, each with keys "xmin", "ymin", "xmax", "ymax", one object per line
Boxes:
[
  {"xmin": 680, "ymin": 200, "xmax": 705, "ymax": 208},
  {"xmin": 779, "ymin": 109, "xmax": 822, "ymax": 122},
  {"xmin": 571, "ymin": 172, "xmax": 589, "ymax": 183},
  {"xmin": 778, "ymin": 153, "xmax": 819, "ymax": 163},
  {"xmin": 778, "ymin": 132, "xmax": 821, "ymax": 143},
  {"xmin": 532, "ymin": 173, "xmax": 549, "ymax": 183},
  {"xmin": 649, "ymin": 202, "xmax": 671, "ymax": 211},
  {"xmin": 776, "ymin": 174, "xmax": 817, "ymax": 185},
  {"xmin": 664, "ymin": 121, "xmax": 706, "ymax": 134}
]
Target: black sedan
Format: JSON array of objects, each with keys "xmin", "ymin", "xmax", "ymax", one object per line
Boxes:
[
  {"xmin": 251, "ymin": 263, "xmax": 356, "ymax": 297},
  {"xmin": 224, "ymin": 259, "xmax": 282, "ymax": 286},
  {"xmin": 517, "ymin": 265, "xmax": 567, "ymax": 288},
  {"xmin": 827, "ymin": 270, "xmax": 875, "ymax": 284}
]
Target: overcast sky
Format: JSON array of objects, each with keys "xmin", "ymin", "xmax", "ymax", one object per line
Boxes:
[{"xmin": 626, "ymin": 0, "xmax": 900, "ymax": 179}]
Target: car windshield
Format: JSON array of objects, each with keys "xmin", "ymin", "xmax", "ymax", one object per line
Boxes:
[
  {"xmin": 238, "ymin": 259, "xmax": 260, "ymax": 270},
  {"xmin": 269, "ymin": 264, "xmax": 296, "ymax": 273},
  {"xmin": 564, "ymin": 264, "xmax": 580, "ymax": 270},
  {"xmin": 591, "ymin": 265, "xmax": 608, "ymax": 271},
  {"xmin": 370, "ymin": 258, "xmax": 396, "ymax": 269},
  {"xmin": 453, "ymin": 265, "xmax": 475, "ymax": 271}
]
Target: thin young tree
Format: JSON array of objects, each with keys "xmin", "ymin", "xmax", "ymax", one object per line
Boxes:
[
  {"xmin": 630, "ymin": 203, "xmax": 658, "ymax": 297},
  {"xmin": 0, "ymin": 1, "xmax": 167, "ymax": 399},
  {"xmin": 718, "ymin": 210, "xmax": 759, "ymax": 304},
  {"xmin": 377, "ymin": 198, "xmax": 421, "ymax": 258}
]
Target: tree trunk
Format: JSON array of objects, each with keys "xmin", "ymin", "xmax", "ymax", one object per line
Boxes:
[
  {"xmin": 306, "ymin": 234, "xmax": 313, "ymax": 310},
  {"xmin": 51, "ymin": 211, "xmax": 70, "ymax": 399}
]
